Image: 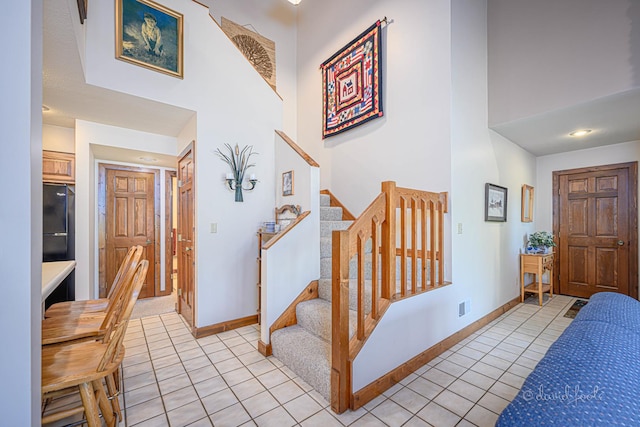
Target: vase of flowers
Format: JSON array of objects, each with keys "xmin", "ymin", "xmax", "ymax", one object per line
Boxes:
[{"xmin": 527, "ymin": 231, "xmax": 556, "ymax": 254}]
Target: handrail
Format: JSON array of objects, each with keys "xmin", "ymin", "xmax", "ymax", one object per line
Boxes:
[
  {"xmin": 262, "ymin": 211, "xmax": 310, "ymax": 250},
  {"xmin": 320, "ymin": 189, "xmax": 356, "ymax": 221},
  {"xmin": 331, "ymin": 181, "xmax": 449, "ymax": 413},
  {"xmin": 275, "ymin": 130, "xmax": 320, "ymax": 167}
]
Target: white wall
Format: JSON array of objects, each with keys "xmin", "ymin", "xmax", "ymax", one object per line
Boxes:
[
  {"xmin": 536, "ymin": 140, "xmax": 640, "ymax": 295},
  {"xmin": 274, "ymin": 133, "xmax": 315, "ymax": 212},
  {"xmin": 43, "ymin": 123, "xmax": 75, "ymax": 153},
  {"xmin": 79, "ymin": 0, "xmax": 282, "ymax": 327},
  {"xmin": 261, "ymin": 133, "xmax": 321, "ymax": 343},
  {"xmin": 0, "ymin": 0, "xmax": 42, "ymax": 422},
  {"xmin": 488, "ymin": 0, "xmax": 640, "ymax": 126},
  {"xmin": 451, "ymin": 0, "xmax": 536, "ymax": 332},
  {"xmin": 204, "ymin": 0, "xmax": 298, "ymax": 139},
  {"xmin": 353, "ymin": 0, "xmax": 538, "ymax": 392},
  {"xmin": 64, "ymin": 0, "xmax": 86, "ymax": 74},
  {"xmin": 297, "ymin": 0, "xmax": 453, "ymax": 213},
  {"xmin": 262, "ymin": 212, "xmax": 319, "ymax": 343}
]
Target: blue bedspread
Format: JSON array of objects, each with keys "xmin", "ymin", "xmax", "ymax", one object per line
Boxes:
[{"xmin": 496, "ymin": 292, "xmax": 640, "ymax": 426}]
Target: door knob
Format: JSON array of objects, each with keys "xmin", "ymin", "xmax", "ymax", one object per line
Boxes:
[
  {"xmin": 185, "ymin": 247, "xmax": 192, "ymax": 251},
  {"xmin": 618, "ymin": 240, "xmax": 624, "ymax": 246},
  {"xmin": 145, "ymin": 239, "xmax": 152, "ymax": 245}
]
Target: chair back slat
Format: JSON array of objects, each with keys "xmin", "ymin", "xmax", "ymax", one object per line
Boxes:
[
  {"xmin": 107, "ymin": 246, "xmax": 144, "ymax": 301},
  {"xmin": 98, "ymin": 260, "xmax": 149, "ymax": 372},
  {"xmin": 99, "ymin": 246, "xmax": 143, "ymax": 334}
]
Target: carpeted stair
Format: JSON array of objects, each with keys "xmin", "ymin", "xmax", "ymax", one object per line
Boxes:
[
  {"xmin": 271, "ymin": 193, "xmax": 370, "ymax": 402},
  {"xmin": 270, "ymin": 194, "xmax": 439, "ymax": 402}
]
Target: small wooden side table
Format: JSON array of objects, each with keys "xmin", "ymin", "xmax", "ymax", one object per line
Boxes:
[
  {"xmin": 520, "ymin": 253, "xmax": 554, "ymax": 306},
  {"xmin": 257, "ymin": 231, "xmax": 277, "ymax": 324}
]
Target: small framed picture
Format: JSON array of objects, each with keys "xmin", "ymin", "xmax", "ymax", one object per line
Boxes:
[
  {"xmin": 521, "ymin": 184, "xmax": 534, "ymax": 222},
  {"xmin": 485, "ymin": 183, "xmax": 508, "ymax": 222},
  {"xmin": 115, "ymin": 0, "xmax": 184, "ymax": 78},
  {"xmin": 282, "ymin": 171, "xmax": 294, "ymax": 197}
]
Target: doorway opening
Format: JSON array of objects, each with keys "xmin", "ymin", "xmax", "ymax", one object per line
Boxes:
[{"xmin": 98, "ymin": 162, "xmax": 179, "ymax": 318}]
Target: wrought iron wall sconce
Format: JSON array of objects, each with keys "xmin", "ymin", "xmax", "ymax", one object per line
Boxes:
[
  {"xmin": 216, "ymin": 143, "xmax": 258, "ymax": 202},
  {"xmin": 225, "ymin": 173, "xmax": 258, "ymax": 202}
]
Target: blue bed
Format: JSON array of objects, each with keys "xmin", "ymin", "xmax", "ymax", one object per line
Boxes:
[{"xmin": 496, "ymin": 292, "xmax": 640, "ymax": 426}]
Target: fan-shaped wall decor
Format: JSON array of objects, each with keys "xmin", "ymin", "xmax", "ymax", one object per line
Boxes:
[{"xmin": 221, "ymin": 17, "xmax": 276, "ymax": 91}]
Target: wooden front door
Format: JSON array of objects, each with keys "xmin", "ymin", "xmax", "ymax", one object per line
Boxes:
[
  {"xmin": 554, "ymin": 162, "xmax": 638, "ymax": 299},
  {"xmin": 177, "ymin": 145, "xmax": 195, "ymax": 328},
  {"xmin": 105, "ymin": 168, "xmax": 157, "ymax": 299}
]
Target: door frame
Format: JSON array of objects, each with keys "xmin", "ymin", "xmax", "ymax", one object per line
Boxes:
[
  {"xmin": 177, "ymin": 142, "xmax": 196, "ymax": 329},
  {"xmin": 98, "ymin": 163, "xmax": 161, "ymax": 298},
  {"xmin": 552, "ymin": 161, "xmax": 638, "ymax": 300},
  {"xmin": 163, "ymin": 170, "xmax": 177, "ymax": 298}
]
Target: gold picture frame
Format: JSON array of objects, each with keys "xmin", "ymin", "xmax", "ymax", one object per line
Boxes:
[
  {"xmin": 115, "ymin": 0, "xmax": 184, "ymax": 78},
  {"xmin": 521, "ymin": 184, "xmax": 534, "ymax": 222},
  {"xmin": 282, "ymin": 170, "xmax": 294, "ymax": 197}
]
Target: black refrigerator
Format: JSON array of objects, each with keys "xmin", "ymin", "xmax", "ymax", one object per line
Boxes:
[{"xmin": 43, "ymin": 183, "xmax": 75, "ymax": 308}]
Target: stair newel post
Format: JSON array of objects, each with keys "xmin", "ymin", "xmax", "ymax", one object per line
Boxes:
[
  {"xmin": 331, "ymin": 229, "xmax": 351, "ymax": 413},
  {"xmin": 381, "ymin": 181, "xmax": 397, "ymax": 299}
]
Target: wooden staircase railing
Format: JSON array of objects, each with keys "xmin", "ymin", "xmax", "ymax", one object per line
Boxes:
[{"xmin": 331, "ymin": 181, "xmax": 449, "ymax": 413}]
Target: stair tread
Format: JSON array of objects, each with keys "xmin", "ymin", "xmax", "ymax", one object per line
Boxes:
[
  {"xmin": 296, "ymin": 298, "xmax": 357, "ymax": 342},
  {"xmin": 320, "ymin": 206, "xmax": 344, "ymax": 221},
  {"xmin": 271, "ymin": 325, "xmax": 330, "ymax": 400}
]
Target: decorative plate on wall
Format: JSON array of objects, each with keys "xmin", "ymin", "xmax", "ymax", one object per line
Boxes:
[{"xmin": 221, "ymin": 17, "xmax": 276, "ymax": 91}]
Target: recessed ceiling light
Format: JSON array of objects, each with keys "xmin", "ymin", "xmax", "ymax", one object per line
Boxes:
[
  {"xmin": 288, "ymin": 0, "xmax": 302, "ymax": 4},
  {"xmin": 138, "ymin": 156, "xmax": 158, "ymax": 162},
  {"xmin": 42, "ymin": 105, "xmax": 50, "ymax": 112},
  {"xmin": 569, "ymin": 129, "xmax": 592, "ymax": 137}
]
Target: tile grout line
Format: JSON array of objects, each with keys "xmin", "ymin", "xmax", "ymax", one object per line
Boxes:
[{"xmin": 119, "ymin": 296, "xmax": 579, "ymax": 427}]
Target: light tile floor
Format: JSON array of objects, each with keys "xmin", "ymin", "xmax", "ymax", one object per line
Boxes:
[{"xmin": 45, "ymin": 295, "xmax": 577, "ymax": 427}]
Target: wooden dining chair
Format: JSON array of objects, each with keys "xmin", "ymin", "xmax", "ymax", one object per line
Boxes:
[
  {"xmin": 45, "ymin": 245, "xmax": 143, "ymax": 318},
  {"xmin": 41, "ymin": 247, "xmax": 142, "ymax": 346},
  {"xmin": 41, "ymin": 260, "xmax": 149, "ymax": 427}
]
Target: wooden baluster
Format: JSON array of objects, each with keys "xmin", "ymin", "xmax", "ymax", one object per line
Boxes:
[
  {"xmin": 357, "ymin": 233, "xmax": 365, "ymax": 340},
  {"xmin": 411, "ymin": 198, "xmax": 418, "ymax": 295},
  {"xmin": 429, "ymin": 200, "xmax": 436, "ymax": 287},
  {"xmin": 371, "ymin": 219, "xmax": 379, "ymax": 319},
  {"xmin": 438, "ymin": 201, "xmax": 444, "ymax": 285},
  {"xmin": 420, "ymin": 199, "xmax": 426, "ymax": 290},
  {"xmin": 400, "ymin": 197, "xmax": 407, "ymax": 297},
  {"xmin": 331, "ymin": 230, "xmax": 351, "ymax": 413},
  {"xmin": 381, "ymin": 182, "xmax": 396, "ymax": 300}
]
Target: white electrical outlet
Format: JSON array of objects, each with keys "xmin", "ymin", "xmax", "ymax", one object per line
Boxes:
[
  {"xmin": 210, "ymin": 223, "xmax": 217, "ymax": 233},
  {"xmin": 457, "ymin": 223, "xmax": 463, "ymax": 234}
]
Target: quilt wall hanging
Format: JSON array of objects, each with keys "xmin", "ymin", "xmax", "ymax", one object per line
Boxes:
[{"xmin": 321, "ymin": 20, "xmax": 384, "ymax": 139}]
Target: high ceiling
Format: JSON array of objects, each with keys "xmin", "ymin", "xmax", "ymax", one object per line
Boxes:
[
  {"xmin": 43, "ymin": 0, "xmax": 640, "ymax": 159},
  {"xmin": 492, "ymin": 88, "xmax": 640, "ymax": 157}
]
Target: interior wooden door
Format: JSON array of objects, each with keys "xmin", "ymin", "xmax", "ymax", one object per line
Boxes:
[
  {"xmin": 554, "ymin": 162, "xmax": 638, "ymax": 299},
  {"xmin": 177, "ymin": 146, "xmax": 195, "ymax": 328},
  {"xmin": 105, "ymin": 168, "xmax": 156, "ymax": 299}
]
